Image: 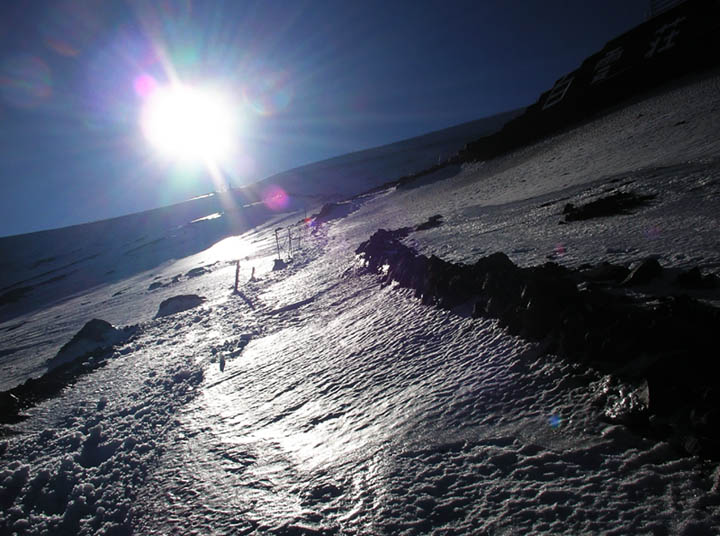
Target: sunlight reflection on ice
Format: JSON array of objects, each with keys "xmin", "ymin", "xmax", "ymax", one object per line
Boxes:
[
  {"xmin": 190, "ymin": 212, "xmax": 222, "ymax": 223},
  {"xmin": 189, "ymin": 192, "xmax": 215, "ymax": 201},
  {"xmin": 262, "ymin": 185, "xmax": 290, "ymax": 211},
  {"xmin": 199, "ymin": 235, "xmax": 255, "ymax": 264}
]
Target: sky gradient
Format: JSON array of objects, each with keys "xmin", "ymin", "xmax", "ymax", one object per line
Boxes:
[{"xmin": 0, "ymin": 0, "xmax": 648, "ymax": 237}]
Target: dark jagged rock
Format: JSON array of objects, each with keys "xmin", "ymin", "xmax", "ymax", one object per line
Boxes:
[
  {"xmin": 621, "ymin": 258, "xmax": 663, "ymax": 286},
  {"xmin": 673, "ymin": 266, "xmax": 719, "ymax": 289},
  {"xmin": 65, "ymin": 319, "xmax": 114, "ymax": 344},
  {"xmin": 48, "ymin": 319, "xmax": 133, "ymax": 370},
  {"xmin": 598, "ymin": 379, "xmax": 650, "ymax": 427},
  {"xmin": 356, "ymin": 227, "xmax": 720, "ymax": 459},
  {"xmin": 579, "ymin": 262, "xmax": 630, "ymax": 283},
  {"xmin": 0, "ymin": 352, "xmax": 116, "ymax": 429},
  {"xmin": 155, "ymin": 295, "xmax": 206, "ymax": 318},
  {"xmin": 272, "ymin": 259, "xmax": 288, "ymax": 271},
  {"xmin": 415, "ymin": 214, "xmax": 443, "ymax": 231},
  {"xmin": 311, "ymin": 201, "xmax": 357, "ymax": 228},
  {"xmin": 562, "ymin": 191, "xmax": 656, "ymax": 222},
  {"xmin": 186, "ymin": 267, "xmax": 209, "ymax": 278},
  {"xmin": 452, "ymin": 1, "xmax": 720, "ymax": 169}
]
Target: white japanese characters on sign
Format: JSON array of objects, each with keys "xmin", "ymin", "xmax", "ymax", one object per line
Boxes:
[
  {"xmin": 645, "ymin": 16, "xmax": 687, "ymax": 58},
  {"xmin": 542, "ymin": 73, "xmax": 575, "ymax": 110},
  {"xmin": 591, "ymin": 47, "xmax": 624, "ymax": 84}
]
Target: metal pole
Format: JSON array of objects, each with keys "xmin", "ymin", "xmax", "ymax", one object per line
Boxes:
[
  {"xmin": 274, "ymin": 229, "xmax": 281, "ymax": 259},
  {"xmin": 288, "ymin": 227, "xmax": 292, "ymax": 259}
]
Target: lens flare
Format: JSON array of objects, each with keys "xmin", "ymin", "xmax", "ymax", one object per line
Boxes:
[
  {"xmin": 46, "ymin": 38, "xmax": 80, "ymax": 57},
  {"xmin": 133, "ymin": 74, "xmax": 158, "ymax": 98},
  {"xmin": 262, "ymin": 185, "xmax": 290, "ymax": 211},
  {"xmin": 86, "ymin": 25, "xmax": 158, "ymax": 121},
  {"xmin": 0, "ymin": 55, "xmax": 53, "ymax": 109},
  {"xmin": 39, "ymin": 0, "xmax": 103, "ymax": 57},
  {"xmin": 243, "ymin": 71, "xmax": 293, "ymax": 116}
]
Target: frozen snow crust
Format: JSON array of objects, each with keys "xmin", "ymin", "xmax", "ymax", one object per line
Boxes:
[
  {"xmin": 0, "ymin": 314, "xmax": 204, "ymax": 535},
  {"xmin": 0, "ymin": 320, "xmax": 140, "ymax": 427},
  {"xmin": 356, "ymin": 223, "xmax": 720, "ymax": 458},
  {"xmin": 3, "ymin": 54, "xmax": 720, "ymax": 536}
]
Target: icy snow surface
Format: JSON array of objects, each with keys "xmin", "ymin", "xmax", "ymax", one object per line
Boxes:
[{"xmin": 2, "ymin": 71, "xmax": 720, "ymax": 534}]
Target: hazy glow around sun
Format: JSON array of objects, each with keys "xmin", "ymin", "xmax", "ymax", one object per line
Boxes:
[{"xmin": 141, "ymin": 84, "xmax": 238, "ymax": 162}]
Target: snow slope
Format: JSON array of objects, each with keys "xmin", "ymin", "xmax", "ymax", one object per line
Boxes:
[
  {"xmin": 0, "ymin": 111, "xmax": 517, "ymax": 391},
  {"xmin": 1, "ymin": 70, "xmax": 720, "ymax": 534},
  {"xmin": 253, "ymin": 110, "xmax": 520, "ymax": 199}
]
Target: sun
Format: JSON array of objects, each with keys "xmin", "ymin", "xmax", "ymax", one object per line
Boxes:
[{"xmin": 141, "ymin": 84, "xmax": 238, "ymax": 163}]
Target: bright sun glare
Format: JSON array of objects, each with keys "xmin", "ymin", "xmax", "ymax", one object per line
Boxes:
[{"xmin": 141, "ymin": 84, "xmax": 238, "ymax": 163}]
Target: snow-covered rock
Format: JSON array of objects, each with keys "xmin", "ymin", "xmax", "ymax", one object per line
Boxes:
[{"xmin": 46, "ymin": 319, "xmax": 130, "ymax": 371}]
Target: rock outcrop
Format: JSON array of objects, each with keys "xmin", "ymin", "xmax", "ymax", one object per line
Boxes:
[
  {"xmin": 47, "ymin": 319, "xmax": 133, "ymax": 371},
  {"xmin": 2, "ymin": 319, "xmax": 137, "ymax": 429},
  {"xmin": 356, "ymin": 228, "xmax": 720, "ymax": 458}
]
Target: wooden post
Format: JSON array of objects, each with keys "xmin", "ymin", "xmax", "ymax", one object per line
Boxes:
[{"xmin": 234, "ymin": 260, "xmax": 240, "ymax": 292}]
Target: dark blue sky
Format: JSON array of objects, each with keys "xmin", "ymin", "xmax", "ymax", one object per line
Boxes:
[{"xmin": 0, "ymin": 0, "xmax": 647, "ymax": 237}]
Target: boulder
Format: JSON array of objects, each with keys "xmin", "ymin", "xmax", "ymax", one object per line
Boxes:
[
  {"xmin": 155, "ymin": 295, "xmax": 206, "ymax": 318},
  {"xmin": 415, "ymin": 214, "xmax": 443, "ymax": 231},
  {"xmin": 580, "ymin": 262, "xmax": 629, "ymax": 283},
  {"xmin": 673, "ymin": 266, "xmax": 718, "ymax": 289},
  {"xmin": 186, "ymin": 267, "xmax": 209, "ymax": 278},
  {"xmin": 311, "ymin": 201, "xmax": 356, "ymax": 227},
  {"xmin": 621, "ymin": 258, "xmax": 662, "ymax": 286},
  {"xmin": 562, "ymin": 191, "xmax": 655, "ymax": 222}
]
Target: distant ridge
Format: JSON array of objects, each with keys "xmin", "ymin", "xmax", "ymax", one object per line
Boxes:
[
  {"xmin": 241, "ymin": 108, "xmax": 522, "ymax": 202},
  {"xmin": 456, "ymin": 0, "xmax": 720, "ymax": 163}
]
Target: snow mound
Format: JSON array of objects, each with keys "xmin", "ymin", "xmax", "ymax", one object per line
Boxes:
[
  {"xmin": 0, "ymin": 338, "xmax": 205, "ymax": 535},
  {"xmin": 155, "ymin": 295, "xmax": 206, "ymax": 318},
  {"xmin": 47, "ymin": 319, "xmax": 129, "ymax": 371}
]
